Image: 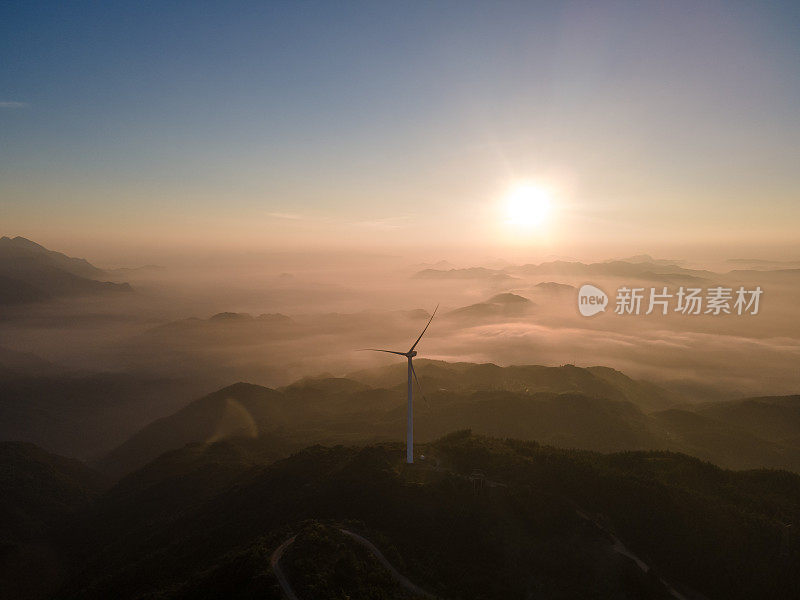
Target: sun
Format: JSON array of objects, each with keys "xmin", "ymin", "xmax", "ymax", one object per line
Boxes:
[{"xmin": 504, "ymin": 184, "xmax": 551, "ymax": 229}]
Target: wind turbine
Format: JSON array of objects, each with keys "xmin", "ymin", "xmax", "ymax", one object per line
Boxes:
[{"xmin": 361, "ymin": 305, "xmax": 438, "ymax": 464}]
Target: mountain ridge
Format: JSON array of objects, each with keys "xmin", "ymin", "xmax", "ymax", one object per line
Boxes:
[
  {"xmin": 95, "ymin": 361, "xmax": 800, "ymax": 480},
  {"xmin": 0, "ymin": 236, "xmax": 132, "ymax": 304}
]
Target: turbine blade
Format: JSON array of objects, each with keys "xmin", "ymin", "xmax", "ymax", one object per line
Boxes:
[
  {"xmin": 408, "ymin": 304, "xmax": 439, "ymax": 353},
  {"xmin": 357, "ymin": 348, "xmax": 407, "ymax": 356},
  {"xmin": 411, "ymin": 362, "xmax": 430, "ymax": 410}
]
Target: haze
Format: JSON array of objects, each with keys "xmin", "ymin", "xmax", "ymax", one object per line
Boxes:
[
  {"xmin": 2, "ymin": 1, "xmax": 799, "ymax": 258},
  {"xmin": 4, "ymin": 5, "xmax": 800, "ymax": 599}
]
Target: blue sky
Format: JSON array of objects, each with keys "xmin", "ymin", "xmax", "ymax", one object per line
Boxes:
[{"xmin": 2, "ymin": 1, "xmax": 799, "ymax": 256}]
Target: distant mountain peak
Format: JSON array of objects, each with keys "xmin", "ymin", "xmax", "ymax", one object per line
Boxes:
[
  {"xmin": 0, "ymin": 236, "xmax": 132, "ymax": 304},
  {"xmin": 446, "ymin": 292, "xmax": 534, "ymax": 320},
  {"xmin": 487, "ymin": 292, "xmax": 531, "ymax": 304},
  {"xmin": 215, "ymin": 381, "xmax": 272, "ymax": 395},
  {"xmin": 3, "ymin": 235, "xmax": 46, "ymax": 248},
  {"xmin": 210, "ymin": 312, "xmax": 254, "ymax": 321},
  {"xmin": 412, "ymin": 267, "xmax": 517, "ymax": 281},
  {"xmin": 534, "ymin": 281, "xmax": 576, "ymax": 293}
]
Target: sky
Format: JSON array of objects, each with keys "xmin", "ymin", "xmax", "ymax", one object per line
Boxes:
[{"xmin": 1, "ymin": 1, "xmax": 799, "ymax": 261}]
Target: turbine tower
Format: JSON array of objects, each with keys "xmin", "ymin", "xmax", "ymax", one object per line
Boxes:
[{"xmin": 362, "ymin": 305, "xmax": 438, "ymax": 464}]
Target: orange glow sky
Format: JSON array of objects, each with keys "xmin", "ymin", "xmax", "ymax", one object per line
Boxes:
[{"xmin": 2, "ymin": 2, "xmax": 799, "ymax": 263}]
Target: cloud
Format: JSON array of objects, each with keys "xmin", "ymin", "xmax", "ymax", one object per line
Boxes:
[
  {"xmin": 0, "ymin": 101, "xmax": 28, "ymax": 108},
  {"xmin": 429, "ymin": 319, "xmax": 800, "ymax": 396},
  {"xmin": 354, "ymin": 216, "xmax": 410, "ymax": 230}
]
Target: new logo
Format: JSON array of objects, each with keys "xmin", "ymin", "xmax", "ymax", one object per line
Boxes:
[{"xmin": 578, "ymin": 284, "xmax": 608, "ymax": 316}]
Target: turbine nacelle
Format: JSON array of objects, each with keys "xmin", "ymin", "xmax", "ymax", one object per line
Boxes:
[{"xmin": 407, "ymin": 350, "xmax": 417, "ymax": 358}]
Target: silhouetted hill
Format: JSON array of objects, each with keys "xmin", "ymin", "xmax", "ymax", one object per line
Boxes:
[
  {"xmin": 96, "ymin": 377, "xmax": 406, "ymax": 478},
  {"xmin": 147, "ymin": 311, "xmax": 295, "ymax": 337},
  {"xmin": 650, "ymin": 408, "xmax": 800, "ymax": 471},
  {"xmin": 96, "ymin": 382, "xmax": 285, "ymax": 477},
  {"xmin": 0, "ymin": 346, "xmax": 62, "ymax": 380},
  {"xmin": 98, "ymin": 360, "xmax": 800, "ymax": 480},
  {"xmin": 487, "ymin": 292, "xmax": 529, "ymax": 304},
  {"xmin": 0, "ymin": 442, "xmax": 105, "ymax": 600},
  {"xmin": 350, "ymin": 360, "xmax": 674, "ymax": 411},
  {"xmin": 4, "ymin": 264, "xmax": 132, "ymax": 298},
  {"xmin": 693, "ymin": 395, "xmax": 800, "ymax": 443},
  {"xmin": 99, "ymin": 362, "xmax": 680, "ymax": 478},
  {"xmin": 281, "ymin": 376, "xmax": 370, "ymax": 395},
  {"xmin": 0, "ymin": 236, "xmax": 104, "ymax": 279},
  {"xmin": 512, "ymin": 259, "xmax": 712, "ymax": 281},
  {"xmin": 445, "ymin": 292, "xmax": 534, "ymax": 320},
  {"xmin": 413, "ymin": 258, "xmax": 720, "ymax": 284},
  {"xmin": 726, "ymin": 268, "xmax": 800, "ymax": 281},
  {"xmin": 0, "ymin": 442, "xmax": 104, "ymax": 544},
  {"xmin": 412, "ymin": 267, "xmax": 517, "ymax": 281},
  {"xmin": 278, "ymin": 523, "xmax": 421, "ymax": 599},
  {"xmin": 727, "ymin": 258, "xmax": 800, "ymax": 268},
  {"xmin": 586, "ymin": 366, "xmax": 681, "ymax": 412},
  {"xmin": 106, "ymin": 264, "xmax": 165, "ymax": 274},
  {"xmin": 0, "ymin": 236, "xmax": 131, "ymax": 303},
  {"xmin": 419, "ymin": 390, "xmax": 657, "ymax": 452},
  {"xmin": 99, "ymin": 361, "xmax": 800, "ymax": 482},
  {"xmin": 57, "ymin": 433, "xmax": 800, "ymax": 599},
  {"xmin": 0, "ymin": 274, "xmax": 51, "ymax": 305},
  {"xmin": 532, "ymin": 281, "xmax": 576, "ymax": 294},
  {"xmin": 0, "ymin": 372, "xmax": 199, "ymax": 461},
  {"xmin": 90, "ymin": 437, "xmax": 295, "ymax": 560},
  {"xmin": 606, "ymin": 254, "xmax": 684, "ymax": 266},
  {"xmin": 103, "ymin": 383, "xmax": 666, "ymax": 479}
]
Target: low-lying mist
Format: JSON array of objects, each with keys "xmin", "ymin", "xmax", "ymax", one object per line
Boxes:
[{"xmin": 2, "ymin": 248, "xmax": 798, "ymax": 402}]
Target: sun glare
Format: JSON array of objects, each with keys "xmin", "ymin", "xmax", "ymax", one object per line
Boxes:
[{"xmin": 504, "ymin": 184, "xmax": 551, "ymax": 229}]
